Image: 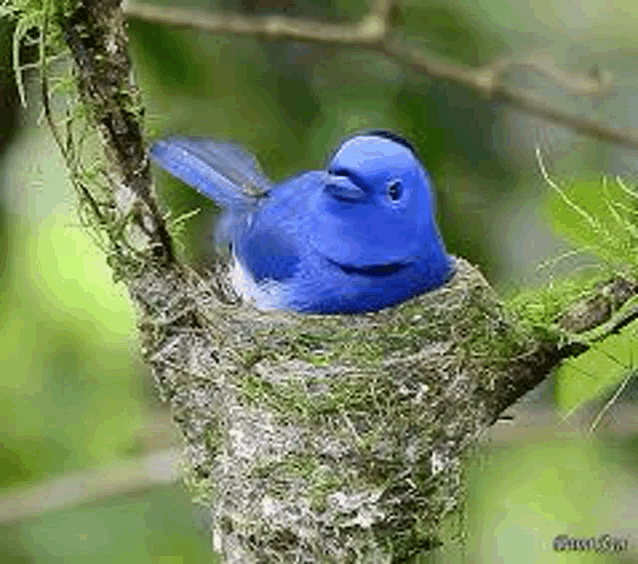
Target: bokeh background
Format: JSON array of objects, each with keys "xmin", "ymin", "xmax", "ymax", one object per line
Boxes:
[{"xmin": 1, "ymin": 0, "xmax": 638, "ymax": 562}]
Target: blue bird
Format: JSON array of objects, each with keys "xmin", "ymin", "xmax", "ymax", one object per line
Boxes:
[{"xmin": 149, "ymin": 131, "xmax": 455, "ymax": 314}]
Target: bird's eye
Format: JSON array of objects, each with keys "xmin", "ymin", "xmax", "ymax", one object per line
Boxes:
[{"xmin": 387, "ymin": 180, "xmax": 402, "ymax": 201}]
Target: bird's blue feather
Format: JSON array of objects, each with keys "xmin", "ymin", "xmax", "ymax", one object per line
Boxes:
[{"xmin": 150, "ymin": 131, "xmax": 455, "ymax": 314}]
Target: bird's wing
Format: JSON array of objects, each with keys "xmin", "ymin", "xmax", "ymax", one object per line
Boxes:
[
  {"xmin": 149, "ymin": 137, "xmax": 272, "ymax": 211},
  {"xmin": 232, "ymin": 173, "xmax": 326, "ymax": 283},
  {"xmin": 239, "ymin": 229, "xmax": 302, "ymax": 283}
]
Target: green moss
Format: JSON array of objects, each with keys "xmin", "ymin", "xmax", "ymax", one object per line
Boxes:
[
  {"xmin": 181, "ymin": 462, "xmax": 215, "ymax": 507},
  {"xmin": 203, "ymin": 418, "xmax": 223, "ymax": 456},
  {"xmin": 308, "ymin": 465, "xmax": 347, "ymax": 513}
]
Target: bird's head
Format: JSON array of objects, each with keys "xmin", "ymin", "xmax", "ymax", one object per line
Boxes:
[{"xmin": 309, "ymin": 131, "xmax": 445, "ymax": 269}]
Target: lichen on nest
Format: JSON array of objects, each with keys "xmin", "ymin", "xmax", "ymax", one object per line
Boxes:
[{"xmin": 131, "ymin": 256, "xmax": 551, "ymax": 562}]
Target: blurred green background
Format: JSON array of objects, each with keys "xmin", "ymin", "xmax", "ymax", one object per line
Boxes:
[{"xmin": 1, "ymin": 0, "xmax": 638, "ymax": 562}]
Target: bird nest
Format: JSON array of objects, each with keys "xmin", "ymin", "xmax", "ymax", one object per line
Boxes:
[{"xmin": 129, "ymin": 256, "xmax": 554, "ymax": 563}]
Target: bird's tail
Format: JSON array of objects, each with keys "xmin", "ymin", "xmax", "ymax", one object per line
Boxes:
[{"xmin": 149, "ymin": 136, "xmax": 272, "ymax": 212}]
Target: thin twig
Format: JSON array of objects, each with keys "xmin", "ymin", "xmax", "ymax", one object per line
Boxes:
[
  {"xmin": 589, "ymin": 363, "xmax": 635, "ymax": 433},
  {"xmin": 121, "ymin": 0, "xmax": 638, "ymax": 150},
  {"xmin": 0, "ymin": 448, "xmax": 181, "ymax": 524},
  {"xmin": 535, "ymin": 145, "xmax": 597, "ymax": 228}
]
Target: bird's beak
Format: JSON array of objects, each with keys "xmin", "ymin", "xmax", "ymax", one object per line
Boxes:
[{"xmin": 324, "ymin": 175, "xmax": 367, "ymax": 203}]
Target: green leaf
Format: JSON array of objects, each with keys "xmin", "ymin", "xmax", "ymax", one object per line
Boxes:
[
  {"xmin": 556, "ymin": 328, "xmax": 637, "ymax": 413},
  {"xmin": 541, "ymin": 172, "xmax": 638, "ymax": 271}
]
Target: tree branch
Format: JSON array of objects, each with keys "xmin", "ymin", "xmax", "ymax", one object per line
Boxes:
[
  {"xmin": 121, "ymin": 0, "xmax": 638, "ymax": 149},
  {"xmin": 0, "ymin": 448, "xmax": 181, "ymax": 524}
]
